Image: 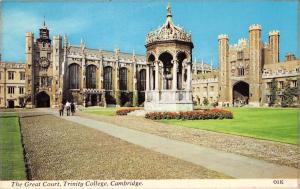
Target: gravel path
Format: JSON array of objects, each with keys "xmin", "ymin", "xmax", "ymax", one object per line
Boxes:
[
  {"xmin": 78, "ymin": 112, "xmax": 300, "ymax": 169},
  {"xmin": 19, "ymin": 111, "xmax": 229, "ymax": 180}
]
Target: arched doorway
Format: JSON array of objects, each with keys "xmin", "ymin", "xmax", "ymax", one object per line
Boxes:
[
  {"xmin": 233, "ymin": 81, "xmax": 249, "ymax": 107},
  {"xmin": 36, "ymin": 91, "xmax": 50, "ymax": 107},
  {"xmin": 8, "ymin": 100, "xmax": 14, "ymax": 108}
]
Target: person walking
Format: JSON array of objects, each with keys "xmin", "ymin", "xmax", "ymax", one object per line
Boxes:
[
  {"xmin": 65, "ymin": 101, "xmax": 71, "ymax": 116},
  {"xmin": 59, "ymin": 102, "xmax": 64, "ymax": 116},
  {"xmin": 70, "ymin": 102, "xmax": 75, "ymax": 116}
]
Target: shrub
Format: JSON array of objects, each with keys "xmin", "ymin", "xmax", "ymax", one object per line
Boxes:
[
  {"xmin": 116, "ymin": 107, "xmax": 141, "ymax": 116},
  {"xmin": 145, "ymin": 109, "xmax": 233, "ymax": 120},
  {"xmin": 203, "ymin": 98, "xmax": 209, "ymax": 106}
]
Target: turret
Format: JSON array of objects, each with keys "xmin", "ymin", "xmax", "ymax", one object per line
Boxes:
[
  {"xmin": 249, "ymin": 24, "xmax": 262, "ymax": 106},
  {"xmin": 52, "ymin": 35, "xmax": 62, "ymax": 76},
  {"xmin": 25, "ymin": 32, "xmax": 35, "ymax": 107},
  {"xmin": 37, "ymin": 20, "xmax": 51, "ymax": 44},
  {"xmin": 268, "ymin": 30, "xmax": 280, "ymax": 64},
  {"xmin": 218, "ymin": 34, "xmax": 229, "ymax": 103}
]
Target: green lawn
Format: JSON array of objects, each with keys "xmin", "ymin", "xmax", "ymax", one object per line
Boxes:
[
  {"xmin": 82, "ymin": 107, "xmax": 117, "ymax": 116},
  {"xmin": 0, "ymin": 113, "xmax": 27, "ymax": 180},
  {"xmin": 159, "ymin": 108, "xmax": 299, "ymax": 144}
]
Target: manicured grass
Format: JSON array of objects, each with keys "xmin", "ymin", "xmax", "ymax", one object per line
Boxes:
[
  {"xmin": 0, "ymin": 113, "xmax": 27, "ymax": 180},
  {"xmin": 159, "ymin": 108, "xmax": 299, "ymax": 144},
  {"xmin": 82, "ymin": 107, "xmax": 117, "ymax": 116}
]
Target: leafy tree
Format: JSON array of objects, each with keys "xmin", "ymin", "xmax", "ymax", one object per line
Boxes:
[
  {"xmin": 269, "ymin": 78, "xmax": 278, "ymax": 107},
  {"xmin": 281, "ymin": 80, "xmax": 298, "ymax": 107},
  {"xmin": 203, "ymin": 97, "xmax": 209, "ymax": 106}
]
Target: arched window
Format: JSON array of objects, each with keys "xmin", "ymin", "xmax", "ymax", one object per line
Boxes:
[
  {"xmin": 119, "ymin": 67, "xmax": 127, "ymax": 91},
  {"xmin": 69, "ymin": 63, "xmax": 80, "ymax": 89},
  {"xmin": 138, "ymin": 69, "xmax": 146, "ymax": 91},
  {"xmin": 159, "ymin": 52, "xmax": 173, "ymax": 90},
  {"xmin": 86, "ymin": 65, "xmax": 97, "ymax": 89},
  {"xmin": 104, "ymin": 66, "xmax": 112, "ymax": 90}
]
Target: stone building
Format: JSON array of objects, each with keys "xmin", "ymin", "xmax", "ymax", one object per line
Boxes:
[
  {"xmin": 192, "ymin": 25, "xmax": 300, "ymax": 107},
  {"xmin": 1, "ymin": 4, "xmax": 299, "ymax": 108},
  {"xmin": 0, "ymin": 62, "xmax": 26, "ymax": 108},
  {"xmin": 144, "ymin": 2, "xmax": 194, "ymax": 111},
  {"xmin": 24, "ymin": 22, "xmax": 147, "ymax": 108}
]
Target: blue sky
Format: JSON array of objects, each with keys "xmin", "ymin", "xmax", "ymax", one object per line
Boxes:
[{"xmin": 0, "ymin": 0, "xmax": 298, "ymax": 67}]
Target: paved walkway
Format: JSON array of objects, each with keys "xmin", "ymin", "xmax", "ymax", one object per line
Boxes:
[{"xmin": 42, "ymin": 109, "xmax": 299, "ymax": 178}]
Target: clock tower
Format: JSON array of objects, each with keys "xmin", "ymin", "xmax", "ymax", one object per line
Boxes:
[{"xmin": 25, "ymin": 19, "xmax": 63, "ymax": 108}]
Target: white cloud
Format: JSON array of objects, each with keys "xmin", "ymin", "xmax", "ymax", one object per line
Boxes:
[{"xmin": 1, "ymin": 9, "xmax": 91, "ymax": 62}]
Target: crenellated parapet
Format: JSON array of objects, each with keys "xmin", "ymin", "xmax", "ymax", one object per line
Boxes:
[
  {"xmin": 218, "ymin": 34, "xmax": 228, "ymax": 40},
  {"xmin": 249, "ymin": 24, "xmax": 262, "ymax": 31},
  {"xmin": 269, "ymin": 30, "xmax": 280, "ymax": 36}
]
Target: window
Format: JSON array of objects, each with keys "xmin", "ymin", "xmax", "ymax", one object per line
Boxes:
[
  {"xmin": 266, "ymin": 82, "xmax": 272, "ymax": 89},
  {"xmin": 292, "ymin": 80, "xmax": 298, "ymax": 88},
  {"xmin": 41, "ymin": 76, "xmax": 48, "ymax": 86},
  {"xmin": 86, "ymin": 65, "xmax": 97, "ymax": 89},
  {"xmin": 69, "ymin": 64, "xmax": 80, "ymax": 89},
  {"xmin": 104, "ymin": 66, "xmax": 112, "ymax": 90},
  {"xmin": 20, "ymin": 72, "xmax": 25, "ymax": 80},
  {"xmin": 0, "ymin": 86, "xmax": 2, "ymax": 93},
  {"xmin": 237, "ymin": 68, "xmax": 245, "ymax": 76},
  {"xmin": 119, "ymin": 67, "xmax": 128, "ymax": 91},
  {"xmin": 210, "ymin": 86, "xmax": 214, "ymax": 92},
  {"xmin": 47, "ymin": 53, "xmax": 51, "ymax": 60},
  {"xmin": 19, "ymin": 87, "xmax": 24, "ymax": 94},
  {"xmin": 8, "ymin": 86, "xmax": 15, "ymax": 94},
  {"xmin": 0, "ymin": 72, "xmax": 2, "ymax": 80},
  {"xmin": 138, "ymin": 69, "xmax": 146, "ymax": 91},
  {"xmin": 8, "ymin": 71, "xmax": 14, "ymax": 80},
  {"xmin": 279, "ymin": 81, "xmax": 284, "ymax": 89},
  {"xmin": 237, "ymin": 51, "xmax": 243, "ymax": 60}
]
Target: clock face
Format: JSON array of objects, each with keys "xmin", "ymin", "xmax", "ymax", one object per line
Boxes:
[{"xmin": 39, "ymin": 57, "xmax": 50, "ymax": 68}]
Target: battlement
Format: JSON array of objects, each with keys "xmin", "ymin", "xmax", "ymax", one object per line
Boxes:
[
  {"xmin": 53, "ymin": 35, "xmax": 62, "ymax": 40},
  {"xmin": 238, "ymin": 38, "xmax": 247, "ymax": 44},
  {"xmin": 218, "ymin": 34, "xmax": 228, "ymax": 40},
  {"xmin": 249, "ymin": 24, "xmax": 262, "ymax": 31},
  {"xmin": 269, "ymin": 30, "xmax": 280, "ymax": 36},
  {"xmin": 25, "ymin": 32, "xmax": 34, "ymax": 37}
]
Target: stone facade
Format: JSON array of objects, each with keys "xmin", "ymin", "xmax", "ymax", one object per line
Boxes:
[
  {"xmin": 192, "ymin": 25, "xmax": 300, "ymax": 107},
  {"xmin": 23, "ymin": 23, "xmax": 147, "ymax": 108},
  {"xmin": 0, "ymin": 62, "xmax": 26, "ymax": 108}
]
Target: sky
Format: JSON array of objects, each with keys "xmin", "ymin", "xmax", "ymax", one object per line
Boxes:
[{"xmin": 0, "ymin": 0, "xmax": 298, "ymax": 68}]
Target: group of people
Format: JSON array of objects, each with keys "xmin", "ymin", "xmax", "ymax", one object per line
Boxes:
[{"xmin": 59, "ymin": 101, "xmax": 76, "ymax": 116}]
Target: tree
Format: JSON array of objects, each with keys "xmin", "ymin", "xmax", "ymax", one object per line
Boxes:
[
  {"xmin": 281, "ymin": 80, "xmax": 298, "ymax": 107},
  {"xmin": 269, "ymin": 78, "xmax": 277, "ymax": 107},
  {"xmin": 203, "ymin": 97, "xmax": 209, "ymax": 106}
]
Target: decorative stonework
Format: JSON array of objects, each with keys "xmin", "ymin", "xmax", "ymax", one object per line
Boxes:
[
  {"xmin": 144, "ymin": 2, "xmax": 194, "ymax": 112},
  {"xmin": 145, "ymin": 2, "xmax": 192, "ymax": 46}
]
